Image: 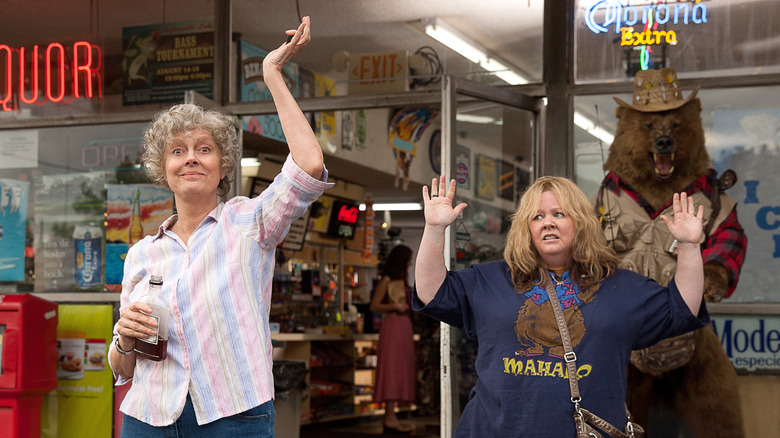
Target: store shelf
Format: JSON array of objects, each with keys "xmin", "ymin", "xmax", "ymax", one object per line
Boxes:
[{"xmin": 275, "ymin": 334, "xmax": 388, "ymax": 426}]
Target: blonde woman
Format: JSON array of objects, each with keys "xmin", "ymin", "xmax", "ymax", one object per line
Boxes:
[{"xmin": 414, "ymin": 175, "xmax": 707, "ymax": 437}]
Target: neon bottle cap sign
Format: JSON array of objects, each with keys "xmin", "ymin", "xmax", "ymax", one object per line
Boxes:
[
  {"xmin": 584, "ymin": 0, "xmax": 709, "ymax": 46},
  {"xmin": 0, "ymin": 41, "xmax": 103, "ymax": 112}
]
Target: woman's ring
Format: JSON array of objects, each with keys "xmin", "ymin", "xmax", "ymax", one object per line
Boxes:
[{"xmin": 431, "ymin": 194, "xmax": 438, "ymax": 197}]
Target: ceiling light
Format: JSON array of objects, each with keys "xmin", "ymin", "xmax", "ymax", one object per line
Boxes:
[
  {"xmin": 359, "ymin": 203, "xmax": 422, "ymax": 211},
  {"xmin": 422, "ymin": 19, "xmax": 528, "ymax": 86},
  {"xmin": 421, "ymin": 19, "xmax": 614, "ymax": 146},
  {"xmin": 456, "ymin": 114, "xmax": 501, "ymax": 125},
  {"xmin": 573, "ymin": 112, "xmax": 615, "ymax": 145}
]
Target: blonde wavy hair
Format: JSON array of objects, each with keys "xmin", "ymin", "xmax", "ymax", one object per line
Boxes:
[
  {"xmin": 503, "ymin": 176, "xmax": 619, "ymax": 291},
  {"xmin": 142, "ymin": 103, "xmax": 240, "ymax": 199}
]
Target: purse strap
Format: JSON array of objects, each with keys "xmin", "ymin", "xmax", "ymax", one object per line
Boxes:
[{"xmin": 544, "ymin": 277, "xmax": 638, "ymax": 438}]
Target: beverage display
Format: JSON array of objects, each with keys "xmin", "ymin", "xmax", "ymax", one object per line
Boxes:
[
  {"xmin": 134, "ymin": 275, "xmax": 170, "ymax": 361},
  {"xmin": 73, "ymin": 222, "xmax": 102, "ymax": 289},
  {"xmin": 128, "ymin": 188, "xmax": 144, "ymax": 245}
]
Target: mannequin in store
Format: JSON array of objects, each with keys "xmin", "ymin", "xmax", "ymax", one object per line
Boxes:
[
  {"xmin": 370, "ymin": 244, "xmax": 417, "ymax": 434},
  {"xmin": 107, "ymin": 17, "xmax": 332, "ymax": 437},
  {"xmin": 413, "ymin": 175, "xmax": 709, "ymax": 437}
]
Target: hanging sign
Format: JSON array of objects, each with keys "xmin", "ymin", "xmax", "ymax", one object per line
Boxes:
[
  {"xmin": 348, "ymin": 50, "xmax": 409, "ymax": 95},
  {"xmin": 327, "ymin": 200, "xmax": 359, "ymax": 239}
]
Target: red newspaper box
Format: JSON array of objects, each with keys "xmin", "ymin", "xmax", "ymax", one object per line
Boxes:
[{"xmin": 0, "ymin": 294, "xmax": 58, "ymax": 438}]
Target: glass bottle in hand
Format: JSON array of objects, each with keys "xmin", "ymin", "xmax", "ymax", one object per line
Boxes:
[{"xmin": 134, "ymin": 275, "xmax": 170, "ymax": 361}]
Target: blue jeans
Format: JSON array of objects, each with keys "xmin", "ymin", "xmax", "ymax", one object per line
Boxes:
[{"xmin": 121, "ymin": 395, "xmax": 275, "ymax": 437}]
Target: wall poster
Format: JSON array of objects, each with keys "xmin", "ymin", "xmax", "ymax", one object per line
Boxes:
[
  {"xmin": 122, "ymin": 19, "xmax": 215, "ymax": 106},
  {"xmin": 475, "ymin": 154, "xmax": 496, "ymax": 201},
  {"xmin": 455, "ymin": 145, "xmax": 471, "ymax": 191},
  {"xmin": 34, "ymin": 172, "xmax": 105, "ymax": 292},
  {"xmin": 710, "ymin": 107, "xmax": 780, "ymax": 302},
  {"xmin": 240, "ymin": 40, "xmax": 300, "ymax": 143},
  {"xmin": 498, "ymin": 160, "xmax": 515, "ymax": 202},
  {"xmin": 0, "ymin": 179, "xmax": 30, "ymax": 282},
  {"xmin": 41, "ymin": 305, "xmax": 114, "ymax": 438},
  {"xmin": 104, "ymin": 185, "xmax": 174, "ymax": 290}
]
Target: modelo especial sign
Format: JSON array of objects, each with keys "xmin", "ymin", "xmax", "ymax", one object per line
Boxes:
[{"xmin": 711, "ymin": 314, "xmax": 780, "ymax": 374}]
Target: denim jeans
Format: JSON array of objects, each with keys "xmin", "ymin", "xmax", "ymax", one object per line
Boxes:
[{"xmin": 121, "ymin": 395, "xmax": 275, "ymax": 437}]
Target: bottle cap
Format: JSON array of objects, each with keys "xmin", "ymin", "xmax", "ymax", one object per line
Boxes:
[{"xmin": 149, "ymin": 275, "xmax": 163, "ymax": 285}]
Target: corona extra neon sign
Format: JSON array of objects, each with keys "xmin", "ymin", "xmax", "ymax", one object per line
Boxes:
[
  {"xmin": 0, "ymin": 41, "xmax": 103, "ymax": 112},
  {"xmin": 584, "ymin": 0, "xmax": 708, "ymax": 38}
]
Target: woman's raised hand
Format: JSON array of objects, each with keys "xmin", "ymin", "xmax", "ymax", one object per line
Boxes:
[
  {"xmin": 422, "ymin": 175, "xmax": 467, "ymax": 229},
  {"xmin": 660, "ymin": 192, "xmax": 704, "ymax": 245},
  {"xmin": 263, "ymin": 16, "xmax": 311, "ymax": 73}
]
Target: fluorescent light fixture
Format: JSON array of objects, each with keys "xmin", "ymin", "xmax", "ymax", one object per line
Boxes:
[
  {"xmin": 422, "ymin": 19, "xmax": 528, "ymax": 86},
  {"xmin": 359, "ymin": 203, "xmax": 422, "ymax": 211},
  {"xmin": 456, "ymin": 114, "xmax": 501, "ymax": 125},
  {"xmin": 573, "ymin": 112, "xmax": 615, "ymax": 145},
  {"xmin": 421, "ymin": 19, "xmax": 614, "ymax": 147},
  {"xmin": 241, "ymin": 157, "xmax": 261, "ymax": 166}
]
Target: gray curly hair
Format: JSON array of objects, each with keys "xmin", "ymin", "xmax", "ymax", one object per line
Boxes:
[{"xmin": 142, "ymin": 103, "xmax": 241, "ymax": 199}]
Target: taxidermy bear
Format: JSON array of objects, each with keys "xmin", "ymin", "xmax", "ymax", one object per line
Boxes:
[{"xmin": 593, "ymin": 68, "xmax": 747, "ymax": 437}]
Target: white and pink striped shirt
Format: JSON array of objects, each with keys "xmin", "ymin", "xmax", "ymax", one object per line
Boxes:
[{"xmin": 109, "ymin": 155, "xmax": 332, "ymax": 426}]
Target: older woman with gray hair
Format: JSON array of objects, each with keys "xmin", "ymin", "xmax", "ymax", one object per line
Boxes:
[{"xmin": 108, "ymin": 17, "xmax": 331, "ymax": 437}]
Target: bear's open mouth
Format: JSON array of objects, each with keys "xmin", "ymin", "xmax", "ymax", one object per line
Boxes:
[{"xmin": 651, "ymin": 152, "xmax": 675, "ymax": 178}]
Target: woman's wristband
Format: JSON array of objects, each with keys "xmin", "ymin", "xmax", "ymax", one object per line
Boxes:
[{"xmin": 115, "ymin": 337, "xmax": 135, "ymax": 355}]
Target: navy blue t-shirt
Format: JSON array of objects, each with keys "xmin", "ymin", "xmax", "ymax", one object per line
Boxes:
[{"xmin": 413, "ymin": 260, "xmax": 709, "ymax": 438}]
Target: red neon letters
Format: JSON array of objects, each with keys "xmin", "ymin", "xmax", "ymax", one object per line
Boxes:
[
  {"xmin": 0, "ymin": 41, "xmax": 102, "ymax": 111},
  {"xmin": 337, "ymin": 204, "xmax": 359, "ymax": 224}
]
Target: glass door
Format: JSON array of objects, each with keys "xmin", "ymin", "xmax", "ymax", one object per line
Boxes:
[{"xmin": 438, "ymin": 77, "xmax": 543, "ymax": 437}]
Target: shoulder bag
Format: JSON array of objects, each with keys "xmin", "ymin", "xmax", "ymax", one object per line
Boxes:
[{"xmin": 544, "ymin": 279, "xmax": 644, "ymax": 438}]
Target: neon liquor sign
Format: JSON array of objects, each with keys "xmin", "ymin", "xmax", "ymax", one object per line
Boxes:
[
  {"xmin": 584, "ymin": 0, "xmax": 709, "ymax": 46},
  {"xmin": 0, "ymin": 41, "xmax": 103, "ymax": 112}
]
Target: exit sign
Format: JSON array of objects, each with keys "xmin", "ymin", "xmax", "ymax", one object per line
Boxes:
[{"xmin": 348, "ymin": 50, "xmax": 409, "ymax": 95}]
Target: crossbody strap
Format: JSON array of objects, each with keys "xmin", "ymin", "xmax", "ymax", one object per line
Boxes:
[
  {"xmin": 544, "ymin": 278, "xmax": 637, "ymax": 438},
  {"xmin": 544, "ymin": 279, "xmax": 580, "ymax": 401}
]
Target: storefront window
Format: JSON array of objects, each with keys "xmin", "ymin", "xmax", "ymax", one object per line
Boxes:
[
  {"xmin": 574, "ymin": 86, "xmax": 780, "ymax": 303},
  {"xmin": 0, "ymin": 122, "xmax": 162, "ymax": 295},
  {"xmin": 230, "ymin": 0, "xmax": 544, "ymax": 107},
  {"xmin": 574, "ymin": 0, "xmax": 780, "ymax": 83},
  {"xmin": 1, "ymin": 0, "xmax": 215, "ymax": 120}
]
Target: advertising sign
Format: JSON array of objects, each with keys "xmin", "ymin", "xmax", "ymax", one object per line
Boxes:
[
  {"xmin": 710, "ymin": 108, "xmax": 780, "ymax": 302},
  {"xmin": 240, "ymin": 40, "xmax": 338, "ymax": 153},
  {"xmin": 240, "ymin": 40, "xmax": 300, "ymax": 143},
  {"xmin": 0, "ymin": 41, "xmax": 103, "ymax": 112},
  {"xmin": 712, "ymin": 315, "xmax": 780, "ymax": 374},
  {"xmin": 41, "ymin": 304, "xmax": 114, "ymax": 438},
  {"xmin": 122, "ymin": 19, "xmax": 215, "ymax": 105},
  {"xmin": 104, "ymin": 185, "xmax": 174, "ymax": 290},
  {"xmin": 0, "ymin": 179, "xmax": 30, "ymax": 282},
  {"xmin": 326, "ymin": 200, "xmax": 359, "ymax": 240},
  {"xmin": 34, "ymin": 172, "xmax": 105, "ymax": 292}
]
